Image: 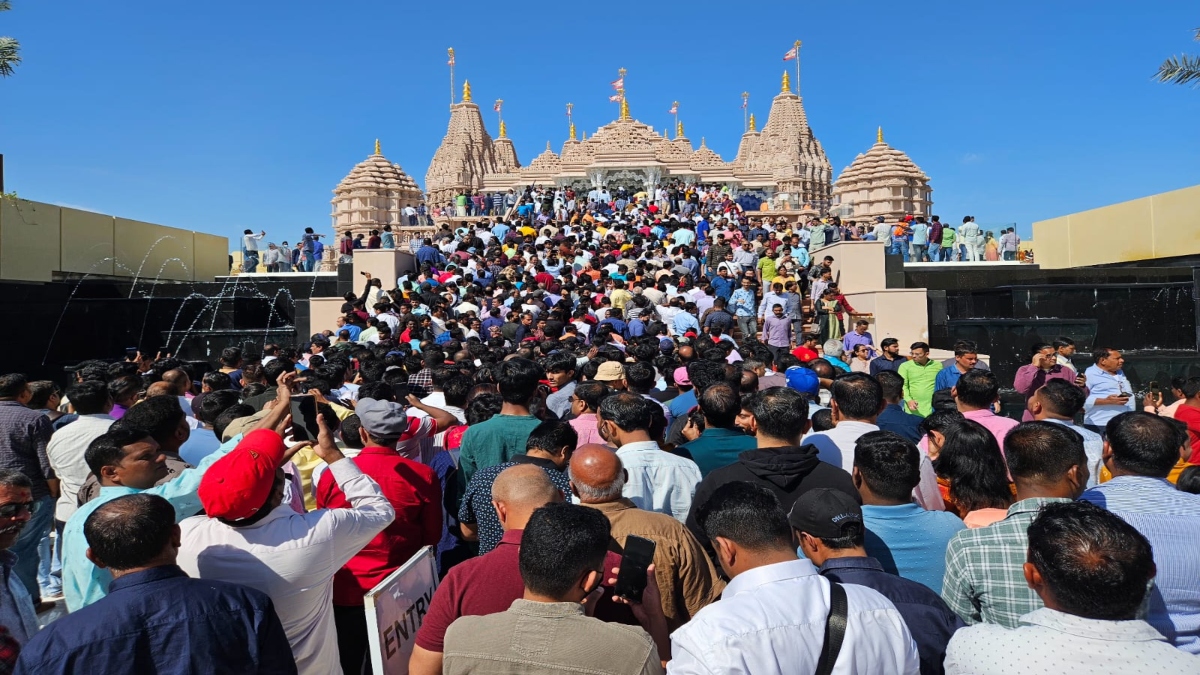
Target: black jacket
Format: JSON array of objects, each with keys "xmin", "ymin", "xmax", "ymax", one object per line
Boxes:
[{"xmin": 685, "ymin": 444, "xmax": 859, "ymax": 548}]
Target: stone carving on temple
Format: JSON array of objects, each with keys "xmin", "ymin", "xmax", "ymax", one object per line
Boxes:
[
  {"xmin": 330, "ymin": 140, "xmax": 423, "ymax": 239},
  {"xmin": 831, "ymin": 127, "xmax": 933, "ymax": 222}
]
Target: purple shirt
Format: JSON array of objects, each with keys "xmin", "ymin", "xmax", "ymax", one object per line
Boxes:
[
  {"xmin": 842, "ymin": 330, "xmax": 876, "ymax": 358},
  {"xmin": 1013, "ymin": 364, "xmax": 1083, "ymax": 421},
  {"xmin": 762, "ymin": 315, "xmax": 792, "ymax": 348}
]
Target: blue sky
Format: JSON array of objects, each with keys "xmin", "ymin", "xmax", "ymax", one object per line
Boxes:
[{"xmin": 3, "ymin": 0, "xmax": 1199, "ymax": 248}]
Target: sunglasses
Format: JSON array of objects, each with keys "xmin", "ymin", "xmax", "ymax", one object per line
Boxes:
[{"xmin": 0, "ymin": 501, "xmax": 34, "ymax": 519}]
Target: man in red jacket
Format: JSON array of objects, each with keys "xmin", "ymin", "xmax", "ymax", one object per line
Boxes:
[{"xmin": 317, "ymin": 396, "xmax": 451, "ymax": 675}]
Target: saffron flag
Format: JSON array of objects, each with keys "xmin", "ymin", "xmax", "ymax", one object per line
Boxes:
[
  {"xmin": 783, "ymin": 45, "xmax": 799, "ymax": 61},
  {"xmin": 611, "ymin": 77, "xmax": 624, "ymax": 90},
  {"xmin": 493, "ymin": 101, "xmax": 502, "ymax": 113},
  {"xmin": 609, "ymin": 93, "xmax": 623, "ymax": 103},
  {"xmin": 448, "ymin": 54, "xmax": 456, "ymax": 66},
  {"xmin": 741, "ymin": 98, "xmax": 748, "ymax": 109},
  {"xmin": 668, "ymin": 103, "xmax": 678, "ymax": 115}
]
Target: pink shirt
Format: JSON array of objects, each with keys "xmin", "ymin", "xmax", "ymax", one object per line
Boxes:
[
  {"xmin": 569, "ymin": 414, "xmax": 606, "ymax": 448},
  {"xmin": 962, "ymin": 408, "xmax": 1021, "ymax": 456}
]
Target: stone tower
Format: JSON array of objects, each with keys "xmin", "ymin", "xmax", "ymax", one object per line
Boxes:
[
  {"xmin": 425, "ymin": 81, "xmax": 520, "ymax": 208},
  {"xmin": 733, "ymin": 72, "xmax": 832, "ymax": 208},
  {"xmin": 831, "ymin": 127, "xmax": 932, "ymax": 222},
  {"xmin": 330, "ymin": 140, "xmax": 423, "ymax": 238}
]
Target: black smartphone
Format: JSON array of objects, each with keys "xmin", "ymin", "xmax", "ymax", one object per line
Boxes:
[
  {"xmin": 289, "ymin": 394, "xmax": 320, "ymax": 441},
  {"xmin": 1148, "ymin": 381, "xmax": 1160, "ymax": 396},
  {"xmin": 125, "ymin": 347, "xmax": 139, "ymax": 361},
  {"xmin": 613, "ymin": 535, "xmax": 656, "ymax": 603}
]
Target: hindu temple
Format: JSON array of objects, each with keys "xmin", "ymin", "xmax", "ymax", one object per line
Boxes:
[{"xmin": 831, "ymin": 128, "xmax": 933, "ymax": 222}]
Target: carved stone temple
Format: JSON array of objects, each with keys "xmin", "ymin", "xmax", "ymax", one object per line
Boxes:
[
  {"xmin": 328, "ymin": 64, "xmax": 936, "ymax": 243},
  {"xmin": 424, "ymin": 71, "xmax": 838, "ymax": 212}
]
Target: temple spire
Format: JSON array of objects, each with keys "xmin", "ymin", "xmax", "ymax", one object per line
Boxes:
[
  {"xmin": 462, "ymin": 79, "xmax": 472, "ymax": 103},
  {"xmin": 781, "ymin": 70, "xmax": 791, "ymax": 93},
  {"xmin": 569, "ymin": 122, "xmax": 577, "ymax": 141},
  {"xmin": 676, "ymin": 120, "xmax": 684, "ymax": 139},
  {"xmin": 499, "ymin": 120, "xmax": 507, "ymax": 138},
  {"xmin": 374, "ymin": 138, "xmax": 381, "ymax": 155},
  {"xmin": 749, "ymin": 114, "xmax": 757, "ymax": 132},
  {"xmin": 618, "ymin": 67, "xmax": 630, "ymax": 121},
  {"xmin": 877, "ymin": 126, "xmax": 884, "ymax": 144}
]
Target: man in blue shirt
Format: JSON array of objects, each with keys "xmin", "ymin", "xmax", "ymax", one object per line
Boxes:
[
  {"xmin": 793, "ymin": 488, "xmax": 963, "ymax": 675},
  {"xmin": 20, "ymin": 493, "xmax": 296, "ymax": 674},
  {"xmin": 854, "ymin": 431, "xmax": 965, "ymax": 593},
  {"xmin": 934, "ymin": 345, "xmax": 978, "ymax": 392},
  {"xmin": 491, "ymin": 220, "xmax": 510, "ymax": 242},
  {"xmin": 416, "ymin": 238, "xmax": 445, "ymax": 268},
  {"xmin": 1081, "ymin": 412, "xmax": 1200, "ymax": 654},
  {"xmin": 709, "ymin": 267, "xmax": 735, "ymax": 302},
  {"xmin": 875, "ymin": 372, "xmax": 923, "ymax": 444}
]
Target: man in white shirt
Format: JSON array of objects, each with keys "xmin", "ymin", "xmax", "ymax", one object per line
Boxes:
[
  {"xmin": 944, "ymin": 501, "xmax": 1197, "ymax": 674},
  {"xmin": 671, "ymin": 481, "xmax": 919, "ymax": 674},
  {"xmin": 1082, "ymin": 347, "xmax": 1135, "ymax": 432},
  {"xmin": 241, "ymin": 229, "xmax": 265, "ymax": 272},
  {"xmin": 598, "ymin": 393, "xmax": 700, "ymax": 523},
  {"xmin": 803, "ymin": 374, "xmax": 942, "ymax": 510},
  {"xmin": 177, "ymin": 414, "xmax": 395, "ymax": 675},
  {"xmin": 46, "ymin": 381, "xmax": 114, "ymax": 598}
]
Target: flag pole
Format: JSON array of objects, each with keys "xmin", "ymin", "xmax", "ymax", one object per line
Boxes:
[
  {"xmin": 742, "ymin": 92, "xmax": 749, "ymax": 132},
  {"xmin": 448, "ymin": 48, "xmax": 456, "ymax": 108},
  {"xmin": 495, "ymin": 99, "xmax": 503, "ymax": 130},
  {"xmin": 673, "ymin": 101, "xmax": 679, "ymax": 135},
  {"xmin": 795, "ymin": 40, "xmax": 802, "ymax": 96}
]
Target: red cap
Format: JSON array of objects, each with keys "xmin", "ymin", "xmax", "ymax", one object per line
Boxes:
[{"xmin": 198, "ymin": 429, "xmax": 286, "ymax": 521}]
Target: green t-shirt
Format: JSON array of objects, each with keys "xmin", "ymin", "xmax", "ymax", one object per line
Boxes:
[
  {"xmin": 897, "ymin": 359, "xmax": 944, "ymax": 417},
  {"xmin": 457, "ymin": 414, "xmax": 543, "ymax": 489},
  {"xmin": 941, "ymin": 228, "xmax": 956, "ymax": 247},
  {"xmin": 757, "ymin": 256, "xmax": 777, "ymax": 281},
  {"xmin": 455, "ymin": 194, "xmax": 468, "ymax": 207}
]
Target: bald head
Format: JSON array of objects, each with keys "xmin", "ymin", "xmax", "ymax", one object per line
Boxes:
[
  {"xmin": 144, "ymin": 381, "xmax": 176, "ymax": 399},
  {"xmin": 161, "ymin": 369, "xmax": 190, "ymax": 396},
  {"xmin": 490, "ymin": 464, "xmax": 562, "ymax": 532},
  {"xmin": 569, "ymin": 445, "xmax": 626, "ymax": 504}
]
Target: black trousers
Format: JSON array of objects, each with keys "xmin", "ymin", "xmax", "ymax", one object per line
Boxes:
[{"xmin": 334, "ymin": 604, "xmax": 372, "ymax": 675}]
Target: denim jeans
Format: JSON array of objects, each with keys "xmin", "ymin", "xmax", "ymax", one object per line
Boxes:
[
  {"xmin": 38, "ymin": 520, "xmax": 63, "ymax": 598},
  {"xmin": 13, "ymin": 495, "xmax": 54, "ymax": 603},
  {"xmin": 736, "ymin": 316, "xmax": 758, "ymax": 342},
  {"xmin": 912, "ymin": 244, "xmax": 928, "ymax": 262},
  {"xmin": 303, "ymin": 250, "xmax": 316, "ymax": 272},
  {"xmin": 928, "ymin": 244, "xmax": 941, "ymax": 262},
  {"xmin": 242, "ymin": 251, "xmax": 259, "ymax": 273},
  {"xmin": 1003, "ymin": 250, "xmax": 1016, "ymax": 261}
]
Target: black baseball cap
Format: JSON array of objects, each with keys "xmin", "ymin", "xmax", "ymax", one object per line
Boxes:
[{"xmin": 787, "ymin": 488, "xmax": 862, "ymax": 539}]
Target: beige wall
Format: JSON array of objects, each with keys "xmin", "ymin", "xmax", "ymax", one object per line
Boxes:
[
  {"xmin": 1032, "ymin": 184, "xmax": 1200, "ymax": 269},
  {"xmin": 308, "ymin": 297, "xmax": 345, "ymax": 338},
  {"xmin": 841, "ymin": 289, "xmax": 929, "ymax": 352},
  {"xmin": 818, "ymin": 240, "xmax": 887, "ymax": 294},
  {"xmin": 352, "ymin": 249, "xmax": 418, "ymax": 291},
  {"xmin": 0, "ymin": 198, "xmax": 228, "ymax": 282}
]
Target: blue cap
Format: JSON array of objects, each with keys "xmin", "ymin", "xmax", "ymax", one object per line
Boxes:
[{"xmin": 785, "ymin": 366, "xmax": 819, "ymax": 395}]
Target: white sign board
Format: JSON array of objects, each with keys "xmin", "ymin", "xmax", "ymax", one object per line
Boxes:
[{"xmin": 365, "ymin": 546, "xmax": 440, "ymax": 675}]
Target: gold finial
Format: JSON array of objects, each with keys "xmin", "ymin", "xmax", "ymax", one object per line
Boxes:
[
  {"xmin": 781, "ymin": 70, "xmax": 791, "ymax": 93},
  {"xmin": 374, "ymin": 138, "xmax": 381, "ymax": 155},
  {"xmin": 676, "ymin": 120, "xmax": 684, "ymax": 139},
  {"xmin": 569, "ymin": 122, "xmax": 577, "ymax": 141},
  {"xmin": 701, "ymin": 136, "xmax": 707, "ymax": 147},
  {"xmin": 749, "ymin": 113, "xmax": 757, "ymax": 131},
  {"xmin": 877, "ymin": 126, "xmax": 884, "ymax": 144},
  {"xmin": 499, "ymin": 120, "xmax": 507, "ymax": 138},
  {"xmin": 582, "ymin": 130, "xmax": 587, "ymax": 140},
  {"xmin": 795, "ymin": 39, "xmax": 802, "ymax": 48},
  {"xmin": 462, "ymin": 79, "xmax": 472, "ymax": 103},
  {"xmin": 546, "ymin": 140, "xmax": 552, "ymax": 152},
  {"xmin": 620, "ymin": 96, "xmax": 630, "ymax": 121},
  {"xmin": 618, "ymin": 67, "xmax": 627, "ymax": 78}
]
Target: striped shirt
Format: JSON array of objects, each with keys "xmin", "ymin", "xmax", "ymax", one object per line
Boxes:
[
  {"xmin": 1081, "ymin": 476, "xmax": 1200, "ymax": 654},
  {"xmin": 942, "ymin": 498, "xmax": 1070, "ymax": 628}
]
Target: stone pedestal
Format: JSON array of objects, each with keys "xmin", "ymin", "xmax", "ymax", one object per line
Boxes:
[
  {"xmin": 816, "ymin": 241, "xmax": 888, "ymax": 295},
  {"xmin": 351, "ymin": 249, "xmax": 418, "ymax": 293}
]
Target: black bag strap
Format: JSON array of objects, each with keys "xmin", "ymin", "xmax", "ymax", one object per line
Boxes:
[{"xmin": 814, "ymin": 581, "xmax": 848, "ymax": 675}]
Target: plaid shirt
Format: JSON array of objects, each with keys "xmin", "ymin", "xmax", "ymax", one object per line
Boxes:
[
  {"xmin": 0, "ymin": 401, "xmax": 54, "ymax": 499},
  {"xmin": 407, "ymin": 368, "xmax": 434, "ymax": 399},
  {"xmin": 942, "ymin": 497, "xmax": 1069, "ymax": 628}
]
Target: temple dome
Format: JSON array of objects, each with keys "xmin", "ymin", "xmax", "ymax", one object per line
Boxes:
[
  {"xmin": 689, "ymin": 139, "xmax": 725, "ymax": 170},
  {"xmin": 331, "ymin": 141, "xmax": 423, "ymax": 237},
  {"xmin": 831, "ymin": 129, "xmax": 932, "ymax": 222}
]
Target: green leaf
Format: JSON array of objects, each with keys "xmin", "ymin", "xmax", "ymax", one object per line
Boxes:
[{"xmin": 1156, "ymin": 54, "xmax": 1200, "ymax": 86}]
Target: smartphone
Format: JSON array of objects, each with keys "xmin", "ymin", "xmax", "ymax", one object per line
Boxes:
[
  {"xmin": 1148, "ymin": 381, "xmax": 1160, "ymax": 394},
  {"xmin": 125, "ymin": 347, "xmax": 139, "ymax": 361},
  {"xmin": 613, "ymin": 535, "xmax": 656, "ymax": 603},
  {"xmin": 289, "ymin": 394, "xmax": 320, "ymax": 441}
]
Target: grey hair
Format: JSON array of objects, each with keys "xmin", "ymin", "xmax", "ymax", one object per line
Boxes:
[
  {"xmin": 823, "ymin": 340, "xmax": 844, "ymax": 357},
  {"xmin": 568, "ymin": 462, "xmax": 628, "ymax": 502},
  {"xmin": 0, "ymin": 470, "xmax": 32, "ymax": 491}
]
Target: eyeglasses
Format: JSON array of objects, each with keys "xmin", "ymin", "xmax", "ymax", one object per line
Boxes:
[{"xmin": 0, "ymin": 501, "xmax": 34, "ymax": 518}]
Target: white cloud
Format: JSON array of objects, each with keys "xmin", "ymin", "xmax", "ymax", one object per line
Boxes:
[{"xmin": 961, "ymin": 153, "xmax": 984, "ymax": 165}]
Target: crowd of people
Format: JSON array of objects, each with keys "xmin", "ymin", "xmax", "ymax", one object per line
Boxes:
[{"xmin": 0, "ymin": 186, "xmax": 1193, "ymax": 674}]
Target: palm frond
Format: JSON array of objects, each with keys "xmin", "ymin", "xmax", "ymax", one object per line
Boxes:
[
  {"xmin": 1194, "ymin": 27, "xmax": 1200, "ymax": 41},
  {"xmin": 1156, "ymin": 54, "xmax": 1200, "ymax": 86},
  {"xmin": 0, "ymin": 2, "xmax": 10, "ymax": 13},
  {"xmin": 0, "ymin": 37, "xmax": 19, "ymax": 77}
]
